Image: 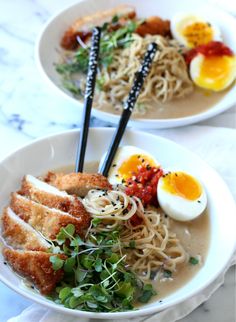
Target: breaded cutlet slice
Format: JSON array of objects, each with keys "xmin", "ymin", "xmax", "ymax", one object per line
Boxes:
[
  {"xmin": 69, "ymin": 4, "xmax": 135, "ymax": 33},
  {"xmin": 19, "ymin": 174, "xmax": 90, "ymax": 226},
  {"xmin": 61, "ymin": 5, "xmax": 135, "ymax": 50},
  {"xmin": 1, "ymin": 207, "xmax": 50, "ymax": 251},
  {"xmin": 10, "ymin": 193, "xmax": 89, "ymax": 239},
  {"xmin": 44, "ymin": 172, "xmax": 112, "ymax": 197},
  {"xmin": 3, "ymin": 247, "xmax": 65, "ymax": 294}
]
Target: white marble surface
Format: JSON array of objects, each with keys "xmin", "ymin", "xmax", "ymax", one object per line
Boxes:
[{"xmin": 0, "ymin": 1, "xmax": 236, "ymax": 321}]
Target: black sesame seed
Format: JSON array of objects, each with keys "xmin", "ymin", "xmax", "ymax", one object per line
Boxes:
[
  {"xmin": 4, "ymin": 262, "xmax": 7, "ymax": 265},
  {"xmin": 31, "ymin": 285, "xmax": 34, "ymax": 289},
  {"xmin": 112, "ymin": 164, "xmax": 117, "ymax": 167},
  {"xmin": 197, "ymin": 200, "xmax": 201, "ymax": 203},
  {"xmin": 101, "ymin": 210, "xmax": 105, "ymax": 212}
]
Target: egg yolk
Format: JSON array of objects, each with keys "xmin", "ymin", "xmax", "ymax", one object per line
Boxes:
[
  {"xmin": 162, "ymin": 172, "xmax": 202, "ymax": 200},
  {"xmin": 182, "ymin": 22, "xmax": 213, "ymax": 48},
  {"xmin": 196, "ymin": 55, "xmax": 235, "ymax": 91},
  {"xmin": 118, "ymin": 154, "xmax": 156, "ymax": 181}
]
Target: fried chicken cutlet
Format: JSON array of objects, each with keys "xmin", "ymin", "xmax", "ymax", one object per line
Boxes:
[
  {"xmin": 10, "ymin": 193, "xmax": 89, "ymax": 239},
  {"xmin": 1, "ymin": 207, "xmax": 50, "ymax": 251},
  {"xmin": 45, "ymin": 172, "xmax": 112, "ymax": 197},
  {"xmin": 61, "ymin": 4, "xmax": 136, "ymax": 50},
  {"xmin": 3, "ymin": 248, "xmax": 66, "ymax": 294},
  {"xmin": 19, "ymin": 174, "xmax": 90, "ymax": 226}
]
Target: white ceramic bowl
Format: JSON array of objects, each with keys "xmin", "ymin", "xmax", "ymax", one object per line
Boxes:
[
  {"xmin": 0, "ymin": 128, "xmax": 236, "ymax": 319},
  {"xmin": 36, "ymin": 0, "xmax": 236, "ymax": 129}
]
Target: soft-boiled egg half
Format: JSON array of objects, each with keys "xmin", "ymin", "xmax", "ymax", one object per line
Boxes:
[
  {"xmin": 157, "ymin": 170, "xmax": 207, "ymax": 221},
  {"xmin": 100, "ymin": 146, "xmax": 159, "ymax": 185},
  {"xmin": 190, "ymin": 53, "xmax": 236, "ymax": 91},
  {"xmin": 171, "ymin": 13, "xmax": 221, "ymax": 48}
]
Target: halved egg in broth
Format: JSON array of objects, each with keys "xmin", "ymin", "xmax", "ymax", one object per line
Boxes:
[
  {"xmin": 100, "ymin": 146, "xmax": 159, "ymax": 185},
  {"xmin": 171, "ymin": 13, "xmax": 221, "ymax": 48},
  {"xmin": 157, "ymin": 170, "xmax": 207, "ymax": 221},
  {"xmin": 190, "ymin": 53, "xmax": 236, "ymax": 91}
]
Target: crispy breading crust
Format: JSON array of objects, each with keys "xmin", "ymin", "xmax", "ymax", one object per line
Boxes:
[
  {"xmin": 45, "ymin": 172, "xmax": 112, "ymax": 197},
  {"xmin": 3, "ymin": 248, "xmax": 66, "ymax": 294},
  {"xmin": 61, "ymin": 5, "xmax": 136, "ymax": 50},
  {"xmin": 1, "ymin": 208, "xmax": 50, "ymax": 251},
  {"xmin": 71, "ymin": 5, "xmax": 135, "ymax": 33},
  {"xmin": 136, "ymin": 16, "xmax": 171, "ymax": 37},
  {"xmin": 10, "ymin": 193, "xmax": 88, "ymax": 239},
  {"xmin": 19, "ymin": 176, "xmax": 91, "ymax": 226}
]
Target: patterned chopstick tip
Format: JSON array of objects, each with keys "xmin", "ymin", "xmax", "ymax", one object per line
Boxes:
[
  {"xmin": 124, "ymin": 42, "xmax": 158, "ymax": 111},
  {"xmin": 85, "ymin": 26, "xmax": 101, "ymax": 99},
  {"xmin": 140, "ymin": 43, "xmax": 158, "ymax": 76}
]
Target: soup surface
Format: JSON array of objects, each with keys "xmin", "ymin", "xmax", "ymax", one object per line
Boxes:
[
  {"xmin": 95, "ymin": 87, "xmax": 225, "ymax": 120},
  {"xmin": 67, "ymin": 69, "xmax": 226, "ymax": 120}
]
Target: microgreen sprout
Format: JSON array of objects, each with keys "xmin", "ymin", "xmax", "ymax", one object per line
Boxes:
[
  {"xmin": 48, "ymin": 221, "xmax": 156, "ymax": 312},
  {"xmin": 56, "ymin": 17, "xmax": 139, "ymax": 99},
  {"xmin": 189, "ymin": 257, "xmax": 199, "ymax": 265}
]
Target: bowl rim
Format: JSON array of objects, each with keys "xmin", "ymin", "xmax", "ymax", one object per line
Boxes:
[
  {"xmin": 0, "ymin": 127, "xmax": 236, "ymax": 319},
  {"xmin": 35, "ymin": 0, "xmax": 236, "ymax": 129}
]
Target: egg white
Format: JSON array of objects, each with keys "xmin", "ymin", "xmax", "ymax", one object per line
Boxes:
[
  {"xmin": 99, "ymin": 146, "xmax": 159, "ymax": 185},
  {"xmin": 171, "ymin": 12, "xmax": 221, "ymax": 48},
  {"xmin": 190, "ymin": 53, "xmax": 236, "ymax": 91},
  {"xmin": 157, "ymin": 170, "xmax": 207, "ymax": 221}
]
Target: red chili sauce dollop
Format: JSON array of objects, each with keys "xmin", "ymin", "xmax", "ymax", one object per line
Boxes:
[
  {"xmin": 125, "ymin": 165, "xmax": 163, "ymax": 226},
  {"xmin": 184, "ymin": 41, "xmax": 234, "ymax": 65},
  {"xmin": 125, "ymin": 165, "xmax": 163, "ymax": 207}
]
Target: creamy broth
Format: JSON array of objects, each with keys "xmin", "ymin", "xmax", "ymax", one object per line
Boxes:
[
  {"xmin": 152, "ymin": 210, "xmax": 210, "ymax": 300},
  {"xmin": 54, "ymin": 162, "xmax": 210, "ymax": 301},
  {"xmin": 96, "ymin": 87, "xmax": 225, "ymax": 119}
]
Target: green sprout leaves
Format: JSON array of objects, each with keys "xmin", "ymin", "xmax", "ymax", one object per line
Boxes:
[
  {"xmin": 56, "ymin": 17, "xmax": 138, "ymax": 98},
  {"xmin": 49, "ymin": 222, "xmax": 156, "ymax": 312},
  {"xmin": 49, "ymin": 256, "xmax": 64, "ymax": 271},
  {"xmin": 189, "ymin": 257, "xmax": 199, "ymax": 265},
  {"xmin": 138, "ymin": 284, "xmax": 157, "ymax": 303}
]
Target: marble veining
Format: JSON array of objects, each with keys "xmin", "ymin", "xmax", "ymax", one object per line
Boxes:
[{"xmin": 0, "ymin": 0, "xmax": 110, "ymax": 139}]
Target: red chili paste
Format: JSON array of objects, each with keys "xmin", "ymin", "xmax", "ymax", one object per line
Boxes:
[{"xmin": 184, "ymin": 41, "xmax": 234, "ymax": 65}]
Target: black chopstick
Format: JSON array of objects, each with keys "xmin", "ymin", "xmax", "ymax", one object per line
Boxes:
[
  {"xmin": 99, "ymin": 42, "xmax": 158, "ymax": 177},
  {"xmin": 75, "ymin": 27, "xmax": 101, "ymax": 173}
]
